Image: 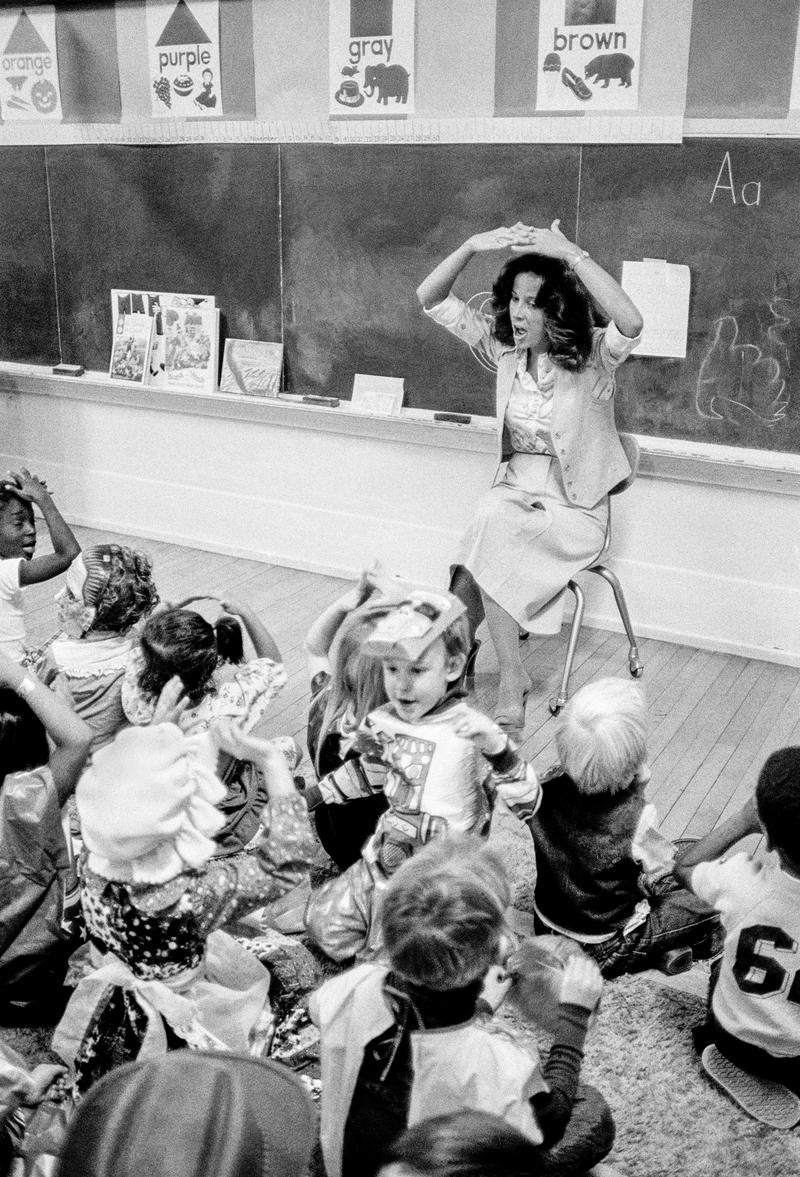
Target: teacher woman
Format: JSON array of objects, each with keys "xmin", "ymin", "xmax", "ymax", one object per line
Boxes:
[{"xmin": 416, "ymin": 219, "xmax": 643, "ymax": 736}]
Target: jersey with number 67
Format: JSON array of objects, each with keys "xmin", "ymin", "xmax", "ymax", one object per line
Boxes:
[{"xmin": 692, "ymin": 853, "xmax": 800, "ymax": 1057}]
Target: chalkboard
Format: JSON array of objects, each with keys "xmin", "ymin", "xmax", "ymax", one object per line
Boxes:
[
  {"xmin": 45, "ymin": 144, "xmax": 282, "ymax": 369},
  {"xmin": 581, "ymin": 139, "xmax": 800, "ymax": 454},
  {"xmin": 2, "ymin": 138, "xmax": 800, "ymax": 455},
  {"xmin": 281, "ymin": 143, "xmax": 580, "ymax": 416},
  {"xmin": 0, "ymin": 148, "xmax": 59, "ymax": 364}
]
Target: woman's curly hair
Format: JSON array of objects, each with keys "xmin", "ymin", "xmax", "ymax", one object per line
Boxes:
[
  {"xmin": 490, "ymin": 254, "xmax": 601, "ymax": 371},
  {"xmin": 84, "ymin": 545, "xmax": 159, "ymax": 634}
]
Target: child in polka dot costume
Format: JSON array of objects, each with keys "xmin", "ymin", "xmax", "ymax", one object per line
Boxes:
[{"xmin": 52, "ymin": 715, "xmax": 316, "ymax": 1094}]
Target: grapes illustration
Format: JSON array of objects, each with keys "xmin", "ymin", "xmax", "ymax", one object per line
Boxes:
[
  {"xmin": 30, "ymin": 79, "xmax": 57, "ymax": 114},
  {"xmin": 153, "ymin": 75, "xmax": 172, "ymax": 109}
]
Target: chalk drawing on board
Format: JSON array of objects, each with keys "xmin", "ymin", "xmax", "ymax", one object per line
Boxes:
[
  {"xmin": 466, "ymin": 292, "xmax": 497, "ymax": 375},
  {"xmin": 695, "ymin": 281, "xmax": 793, "ymax": 429}
]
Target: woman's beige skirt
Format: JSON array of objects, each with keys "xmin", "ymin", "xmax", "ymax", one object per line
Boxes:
[{"xmin": 454, "ymin": 452, "xmax": 608, "ymax": 634}]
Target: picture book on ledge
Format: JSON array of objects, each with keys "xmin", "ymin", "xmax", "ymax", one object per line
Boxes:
[
  {"xmin": 162, "ymin": 304, "xmax": 219, "ymax": 393},
  {"xmin": 111, "ymin": 289, "xmax": 218, "ymax": 391},
  {"xmin": 109, "ymin": 312, "xmax": 154, "ymax": 384},
  {"xmin": 219, "ymin": 338, "xmax": 283, "ymax": 396}
]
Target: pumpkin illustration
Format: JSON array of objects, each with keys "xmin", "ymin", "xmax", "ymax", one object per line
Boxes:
[{"xmin": 31, "ymin": 79, "xmax": 57, "ymax": 114}]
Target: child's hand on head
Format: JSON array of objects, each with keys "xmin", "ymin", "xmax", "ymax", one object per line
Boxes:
[
  {"xmin": 218, "ymin": 599, "xmax": 246, "ymax": 617},
  {"xmin": 338, "ymin": 564, "xmax": 383, "ymax": 612},
  {"xmin": 451, "ymin": 704, "xmax": 507, "ymax": 755},
  {"xmin": 151, "ymin": 675, "xmax": 190, "ymax": 727},
  {"xmin": 173, "ymin": 594, "xmax": 221, "ymax": 610},
  {"xmin": 4, "ymin": 467, "xmax": 50, "ymax": 505},
  {"xmin": 559, "ymin": 953, "xmax": 603, "ymax": 1012}
]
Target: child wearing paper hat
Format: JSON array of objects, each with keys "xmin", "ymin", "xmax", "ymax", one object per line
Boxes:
[
  {"xmin": 51, "ymin": 719, "xmax": 317, "ymax": 1093},
  {"xmin": 304, "ymin": 586, "xmax": 542, "ymax": 962}
]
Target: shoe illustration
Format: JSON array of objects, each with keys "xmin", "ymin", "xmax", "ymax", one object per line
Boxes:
[{"xmin": 561, "ymin": 68, "xmax": 592, "ymax": 101}]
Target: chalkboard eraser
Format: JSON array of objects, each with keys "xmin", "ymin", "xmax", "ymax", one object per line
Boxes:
[
  {"xmin": 52, "ymin": 363, "xmax": 84, "ymax": 377},
  {"xmin": 302, "ymin": 395, "xmax": 339, "ymax": 407},
  {"xmin": 434, "ymin": 412, "xmax": 471, "ymax": 424}
]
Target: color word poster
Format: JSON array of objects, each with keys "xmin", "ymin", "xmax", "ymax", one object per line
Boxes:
[
  {"xmin": 0, "ymin": 6, "xmax": 62, "ymax": 121},
  {"xmin": 536, "ymin": 0, "xmax": 643, "ymax": 111},
  {"xmin": 329, "ymin": 0, "xmax": 415, "ymax": 117},
  {"xmin": 146, "ymin": 0, "xmax": 222, "ymax": 118}
]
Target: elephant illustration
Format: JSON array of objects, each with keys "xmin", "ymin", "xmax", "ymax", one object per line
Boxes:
[{"xmin": 363, "ymin": 63, "xmax": 409, "ymax": 104}]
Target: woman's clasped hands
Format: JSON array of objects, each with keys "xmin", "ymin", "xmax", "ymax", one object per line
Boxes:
[{"xmin": 467, "ymin": 218, "xmax": 577, "ymax": 260}]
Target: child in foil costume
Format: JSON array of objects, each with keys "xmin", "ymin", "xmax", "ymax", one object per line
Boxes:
[{"xmin": 304, "ymin": 589, "xmax": 541, "ymax": 962}]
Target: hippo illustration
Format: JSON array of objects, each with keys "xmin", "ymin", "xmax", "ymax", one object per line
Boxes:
[
  {"xmin": 363, "ymin": 63, "xmax": 409, "ymax": 104},
  {"xmin": 584, "ymin": 53, "xmax": 634, "ymax": 87}
]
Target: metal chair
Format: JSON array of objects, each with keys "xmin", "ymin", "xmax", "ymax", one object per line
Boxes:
[{"xmin": 549, "ymin": 432, "xmax": 644, "ymax": 715}]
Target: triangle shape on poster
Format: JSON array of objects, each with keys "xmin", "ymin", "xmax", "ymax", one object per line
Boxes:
[
  {"xmin": 4, "ymin": 10, "xmax": 50, "ymax": 55},
  {"xmin": 156, "ymin": 0, "xmax": 211, "ymax": 47}
]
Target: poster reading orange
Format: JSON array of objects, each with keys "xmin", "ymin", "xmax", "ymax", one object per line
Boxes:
[
  {"xmin": 146, "ymin": 0, "xmax": 222, "ymax": 118},
  {"xmin": 0, "ymin": 6, "xmax": 62, "ymax": 121},
  {"xmin": 329, "ymin": 0, "xmax": 415, "ymax": 117}
]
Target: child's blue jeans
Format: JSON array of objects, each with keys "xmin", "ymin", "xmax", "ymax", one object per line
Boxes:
[{"xmin": 536, "ymin": 872, "xmax": 720, "ymax": 978}]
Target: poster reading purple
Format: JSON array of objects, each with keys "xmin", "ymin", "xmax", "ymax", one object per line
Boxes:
[
  {"xmin": 146, "ymin": 0, "xmax": 222, "ymax": 118},
  {"xmin": 537, "ymin": 0, "xmax": 643, "ymax": 111},
  {"xmin": 329, "ymin": 0, "xmax": 415, "ymax": 117}
]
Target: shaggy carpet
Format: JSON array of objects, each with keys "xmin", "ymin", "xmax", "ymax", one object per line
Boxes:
[{"xmin": 503, "ymin": 970, "xmax": 800, "ymax": 1177}]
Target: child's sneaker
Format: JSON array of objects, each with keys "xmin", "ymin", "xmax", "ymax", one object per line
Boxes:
[
  {"xmin": 657, "ymin": 946, "xmax": 693, "ymax": 975},
  {"xmin": 701, "ymin": 1044, "xmax": 800, "ymax": 1128},
  {"xmin": 693, "ymin": 925, "xmax": 724, "ymax": 960}
]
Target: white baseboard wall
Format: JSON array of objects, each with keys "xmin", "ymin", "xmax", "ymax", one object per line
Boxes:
[{"xmin": 2, "ymin": 371, "xmax": 798, "ymax": 668}]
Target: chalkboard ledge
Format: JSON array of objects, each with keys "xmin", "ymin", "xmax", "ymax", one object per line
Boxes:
[{"xmin": 1, "ymin": 364, "xmax": 798, "ymax": 496}]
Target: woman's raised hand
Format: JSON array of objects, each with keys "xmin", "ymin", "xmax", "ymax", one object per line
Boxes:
[
  {"xmin": 467, "ymin": 223, "xmax": 536, "ymax": 253},
  {"xmin": 510, "ymin": 218, "xmax": 577, "ymax": 260}
]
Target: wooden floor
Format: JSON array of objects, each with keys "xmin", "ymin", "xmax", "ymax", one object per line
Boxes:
[{"xmin": 25, "ymin": 524, "xmax": 800, "ymax": 843}]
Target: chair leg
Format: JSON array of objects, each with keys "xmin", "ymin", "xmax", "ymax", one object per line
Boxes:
[
  {"xmin": 591, "ymin": 565, "xmax": 644, "ymax": 678},
  {"xmin": 549, "ymin": 581, "xmax": 585, "ymax": 715}
]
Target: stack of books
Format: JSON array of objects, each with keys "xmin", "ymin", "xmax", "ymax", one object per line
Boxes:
[
  {"xmin": 109, "ymin": 289, "xmax": 284, "ymax": 397},
  {"xmin": 110, "ymin": 289, "xmax": 219, "ymax": 393}
]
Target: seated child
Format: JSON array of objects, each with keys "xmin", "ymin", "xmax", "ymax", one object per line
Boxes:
[
  {"xmin": 305, "ymin": 573, "xmax": 394, "ymax": 869},
  {"xmin": 122, "ymin": 598, "xmax": 285, "ymax": 734},
  {"xmin": 310, "ymin": 836, "xmax": 615, "ymax": 1177},
  {"xmin": 122, "ymin": 600, "xmax": 291, "ymax": 855},
  {"xmin": 0, "ymin": 468, "xmax": 80, "ymax": 663},
  {"xmin": 51, "ymin": 716, "xmax": 317, "ymax": 1095},
  {"xmin": 527, "ymin": 677, "xmax": 719, "ymax": 976},
  {"xmin": 303, "ymin": 589, "xmax": 540, "ymax": 961},
  {"xmin": 675, "ymin": 747, "xmax": 800, "ymax": 1116},
  {"xmin": 36, "ymin": 544, "xmax": 159, "ymax": 754},
  {"xmin": 0, "ymin": 651, "xmax": 92, "ymax": 1014}
]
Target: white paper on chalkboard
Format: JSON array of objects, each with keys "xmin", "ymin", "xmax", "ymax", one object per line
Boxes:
[
  {"xmin": 351, "ymin": 373, "xmax": 404, "ymax": 415},
  {"xmin": 621, "ymin": 258, "xmax": 690, "ymax": 358}
]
